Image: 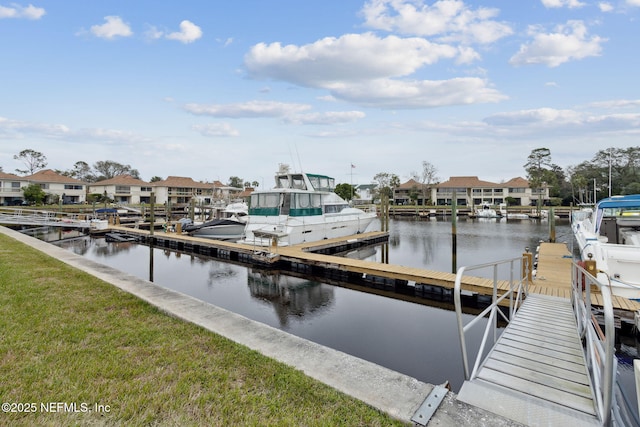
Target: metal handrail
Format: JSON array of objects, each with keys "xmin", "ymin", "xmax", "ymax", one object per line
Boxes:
[
  {"xmin": 454, "ymin": 255, "xmax": 618, "ymax": 425},
  {"xmin": 571, "ymin": 262, "xmax": 616, "ymax": 426},
  {"xmin": 453, "ymin": 255, "xmax": 530, "ymax": 381}
]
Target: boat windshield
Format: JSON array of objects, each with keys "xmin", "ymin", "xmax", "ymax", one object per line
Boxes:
[{"xmin": 307, "ymin": 174, "xmax": 334, "ymax": 192}]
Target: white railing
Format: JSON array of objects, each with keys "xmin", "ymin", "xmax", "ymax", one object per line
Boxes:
[
  {"xmin": 453, "ymin": 255, "xmax": 530, "ymax": 381},
  {"xmin": 453, "ymin": 254, "xmax": 624, "ymax": 425},
  {"xmin": 0, "ymin": 208, "xmax": 92, "ymax": 228},
  {"xmin": 571, "ymin": 262, "xmax": 617, "ymax": 426}
]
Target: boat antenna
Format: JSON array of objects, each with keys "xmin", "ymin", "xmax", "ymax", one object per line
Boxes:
[{"xmin": 294, "ymin": 144, "xmax": 303, "ymax": 173}]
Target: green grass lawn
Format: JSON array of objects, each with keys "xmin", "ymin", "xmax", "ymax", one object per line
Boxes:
[{"xmin": 0, "ymin": 233, "xmax": 406, "ymax": 426}]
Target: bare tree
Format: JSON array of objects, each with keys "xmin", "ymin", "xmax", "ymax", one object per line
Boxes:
[{"xmin": 14, "ymin": 149, "xmax": 47, "ymax": 175}]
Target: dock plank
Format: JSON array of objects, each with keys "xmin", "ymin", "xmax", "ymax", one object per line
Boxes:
[{"xmin": 458, "ymin": 294, "xmax": 599, "ymax": 424}]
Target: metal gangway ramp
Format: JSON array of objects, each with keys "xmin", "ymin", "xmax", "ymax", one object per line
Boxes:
[
  {"xmin": 457, "ymin": 294, "xmax": 597, "ymax": 425},
  {"xmin": 453, "ymin": 254, "xmax": 631, "ymax": 426}
]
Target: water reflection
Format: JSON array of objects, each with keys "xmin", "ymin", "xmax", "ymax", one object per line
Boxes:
[
  {"xmin": 53, "ymin": 217, "xmax": 637, "ymax": 399},
  {"xmin": 247, "ymin": 270, "xmax": 334, "ymax": 329}
]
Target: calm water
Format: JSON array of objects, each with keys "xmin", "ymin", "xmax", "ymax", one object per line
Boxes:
[{"xmin": 55, "ymin": 217, "xmax": 639, "ymax": 402}]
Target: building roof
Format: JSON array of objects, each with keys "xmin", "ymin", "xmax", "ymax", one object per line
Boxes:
[
  {"xmin": 502, "ymin": 177, "xmax": 530, "ymax": 188},
  {"xmin": 152, "ymin": 176, "xmax": 213, "ymax": 189},
  {"xmin": 437, "ymin": 176, "xmax": 499, "ymax": 188},
  {"xmin": 92, "ymin": 174, "xmax": 150, "ymax": 186},
  {"xmin": 25, "ymin": 169, "xmax": 85, "ymax": 184},
  {"xmin": 236, "ymin": 188, "xmax": 254, "ymax": 198},
  {"xmin": 397, "ymin": 179, "xmax": 422, "ymax": 189},
  {"xmin": 0, "ymin": 172, "xmax": 26, "ymax": 180}
]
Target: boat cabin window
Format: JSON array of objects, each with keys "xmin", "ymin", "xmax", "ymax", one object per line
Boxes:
[
  {"xmin": 251, "ymin": 193, "xmax": 281, "ymax": 208},
  {"xmin": 324, "ymin": 203, "xmax": 347, "ymax": 214},
  {"xmin": 307, "ymin": 174, "xmax": 335, "ymax": 192},
  {"xmin": 277, "ymin": 176, "xmax": 290, "ymax": 189},
  {"xmin": 292, "ymin": 193, "xmax": 322, "ymax": 209}
]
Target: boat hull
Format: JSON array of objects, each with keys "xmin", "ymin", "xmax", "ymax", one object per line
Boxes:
[
  {"xmin": 241, "ymin": 211, "xmax": 376, "ymax": 246},
  {"xmin": 573, "ymin": 206, "xmax": 640, "ymax": 300},
  {"xmin": 186, "ymin": 219, "xmax": 246, "ymax": 240}
]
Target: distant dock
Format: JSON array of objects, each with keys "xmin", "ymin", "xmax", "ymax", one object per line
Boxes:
[{"xmin": 95, "ymin": 225, "xmax": 640, "ymax": 326}]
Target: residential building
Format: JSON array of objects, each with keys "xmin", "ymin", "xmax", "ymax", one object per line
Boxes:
[
  {"xmin": 433, "ymin": 176, "xmax": 548, "ymax": 207},
  {"xmin": 212, "ymin": 180, "xmax": 244, "ymax": 203},
  {"xmin": 394, "ymin": 179, "xmax": 431, "ymax": 205},
  {"xmin": 0, "ymin": 172, "xmax": 28, "ymax": 205},
  {"xmin": 151, "ymin": 176, "xmax": 216, "ymax": 206},
  {"xmin": 88, "ymin": 175, "xmax": 153, "ymax": 204},
  {"xmin": 24, "ymin": 169, "xmax": 86, "ymax": 204},
  {"xmin": 353, "ymin": 183, "xmax": 376, "ymax": 205}
]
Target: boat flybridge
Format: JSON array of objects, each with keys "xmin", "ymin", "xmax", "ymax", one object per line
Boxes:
[{"xmin": 240, "ymin": 164, "xmax": 377, "ymax": 247}]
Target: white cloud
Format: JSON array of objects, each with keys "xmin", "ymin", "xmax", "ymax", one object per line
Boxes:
[
  {"xmin": 361, "ymin": 0, "xmax": 513, "ymax": 44},
  {"xmin": 166, "ymin": 20, "xmax": 202, "ymax": 44},
  {"xmin": 0, "ymin": 3, "xmax": 45, "ymax": 19},
  {"xmin": 327, "ymin": 77, "xmax": 507, "ymax": 108},
  {"xmin": 283, "ymin": 111, "xmax": 366, "ymax": 125},
  {"xmin": 246, "ymin": 33, "xmax": 460, "ymax": 86},
  {"xmin": 509, "ymin": 20, "xmax": 605, "ymax": 67},
  {"xmin": 587, "ymin": 99, "xmax": 640, "ymax": 109},
  {"xmin": 192, "ymin": 123, "xmax": 239, "ymax": 137},
  {"xmin": 184, "ymin": 101, "xmax": 311, "ymax": 118},
  {"xmin": 90, "ymin": 16, "xmax": 133, "ymax": 40},
  {"xmin": 598, "ymin": 2, "xmax": 614, "ymax": 12},
  {"xmin": 540, "ymin": 0, "xmax": 586, "ymax": 8},
  {"xmin": 0, "ymin": 116, "xmax": 151, "ymax": 145},
  {"xmin": 244, "ymin": 32, "xmax": 507, "ymax": 109},
  {"xmin": 627, "ymin": 0, "xmax": 640, "ymax": 6},
  {"xmin": 484, "ymin": 108, "xmax": 582, "ymax": 126},
  {"xmin": 144, "ymin": 25, "xmax": 164, "ymax": 41}
]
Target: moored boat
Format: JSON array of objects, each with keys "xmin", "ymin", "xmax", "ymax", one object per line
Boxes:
[
  {"xmin": 239, "ymin": 164, "xmax": 377, "ymax": 246},
  {"xmin": 473, "ymin": 203, "xmax": 498, "ymax": 218},
  {"xmin": 572, "ymin": 194, "xmax": 640, "ymax": 299},
  {"xmin": 183, "ymin": 201, "xmax": 248, "ymax": 240}
]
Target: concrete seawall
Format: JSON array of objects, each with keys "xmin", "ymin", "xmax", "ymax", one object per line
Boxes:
[{"xmin": 1, "ymin": 226, "xmax": 519, "ymax": 426}]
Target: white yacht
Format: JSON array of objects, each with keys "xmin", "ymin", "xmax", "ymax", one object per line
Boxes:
[
  {"xmin": 240, "ymin": 165, "xmax": 377, "ymax": 246},
  {"xmin": 572, "ymin": 194, "xmax": 640, "ymax": 299}
]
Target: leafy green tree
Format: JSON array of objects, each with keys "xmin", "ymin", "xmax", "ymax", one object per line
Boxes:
[
  {"xmin": 14, "ymin": 149, "xmax": 47, "ymax": 175},
  {"xmin": 228, "ymin": 176, "xmax": 244, "ymax": 188},
  {"xmin": 372, "ymin": 172, "xmax": 400, "ymax": 201},
  {"xmin": 150, "ymin": 176, "xmax": 163, "ymax": 182},
  {"xmin": 93, "ymin": 160, "xmax": 140, "ymax": 181},
  {"xmin": 64, "ymin": 161, "xmax": 95, "ymax": 182},
  {"xmin": 23, "ymin": 183, "xmax": 46, "ymax": 205},
  {"xmin": 335, "ymin": 183, "xmax": 356, "ymax": 201},
  {"xmin": 524, "ymin": 148, "xmax": 556, "ymax": 208}
]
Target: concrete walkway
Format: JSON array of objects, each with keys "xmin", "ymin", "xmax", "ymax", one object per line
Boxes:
[{"xmin": 1, "ymin": 226, "xmax": 520, "ymax": 426}]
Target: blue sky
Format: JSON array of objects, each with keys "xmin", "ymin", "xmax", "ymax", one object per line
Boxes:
[{"xmin": 1, "ymin": 0, "xmax": 639, "ymax": 187}]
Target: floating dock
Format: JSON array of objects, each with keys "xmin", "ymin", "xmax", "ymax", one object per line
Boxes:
[{"xmin": 97, "ymin": 226, "xmax": 640, "ymax": 322}]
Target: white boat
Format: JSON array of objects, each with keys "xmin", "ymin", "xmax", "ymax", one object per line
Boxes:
[
  {"xmin": 572, "ymin": 194, "xmax": 640, "ymax": 299},
  {"xmin": 498, "ymin": 203, "xmax": 530, "ymax": 220},
  {"xmin": 240, "ymin": 164, "xmax": 377, "ymax": 246},
  {"xmin": 183, "ymin": 202, "xmax": 248, "ymax": 240},
  {"xmin": 474, "ymin": 203, "xmax": 498, "ymax": 218}
]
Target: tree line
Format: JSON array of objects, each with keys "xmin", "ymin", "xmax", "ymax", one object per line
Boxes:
[{"xmin": 3, "ymin": 146, "xmax": 640, "ymax": 205}]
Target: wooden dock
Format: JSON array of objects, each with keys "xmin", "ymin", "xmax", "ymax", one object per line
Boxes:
[
  {"xmin": 457, "ymin": 293, "xmax": 600, "ymax": 426},
  {"xmin": 101, "ymin": 226, "xmax": 640, "ymax": 316},
  {"xmin": 531, "ymin": 242, "xmax": 640, "ymax": 315}
]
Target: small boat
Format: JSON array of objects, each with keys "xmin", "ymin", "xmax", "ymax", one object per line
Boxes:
[
  {"xmin": 240, "ymin": 164, "xmax": 377, "ymax": 246},
  {"xmin": 572, "ymin": 194, "xmax": 640, "ymax": 299},
  {"xmin": 183, "ymin": 202, "xmax": 248, "ymax": 240},
  {"xmin": 499, "ymin": 203, "xmax": 530, "ymax": 220},
  {"xmin": 474, "ymin": 203, "xmax": 498, "ymax": 218}
]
